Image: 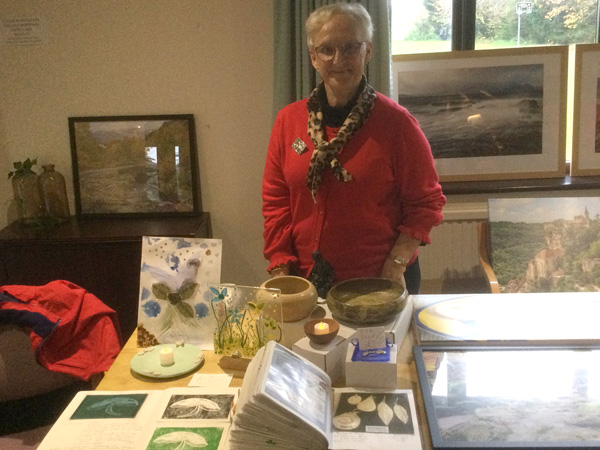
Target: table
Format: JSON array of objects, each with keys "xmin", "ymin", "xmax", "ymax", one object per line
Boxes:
[
  {"xmin": 0, "ymin": 214, "xmax": 211, "ymax": 339},
  {"xmin": 96, "ymin": 327, "xmax": 433, "ymax": 449}
]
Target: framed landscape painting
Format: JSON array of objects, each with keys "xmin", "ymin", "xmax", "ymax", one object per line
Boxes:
[
  {"xmin": 571, "ymin": 43, "xmax": 600, "ymax": 176},
  {"xmin": 393, "ymin": 46, "xmax": 568, "ymax": 182},
  {"xmin": 414, "ymin": 344, "xmax": 600, "ymax": 449},
  {"xmin": 69, "ymin": 114, "xmax": 200, "ymax": 218}
]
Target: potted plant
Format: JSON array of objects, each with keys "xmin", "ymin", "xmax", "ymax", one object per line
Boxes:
[{"xmin": 8, "ymin": 158, "xmax": 45, "ymax": 225}]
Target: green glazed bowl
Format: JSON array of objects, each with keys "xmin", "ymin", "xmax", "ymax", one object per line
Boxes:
[{"xmin": 326, "ymin": 277, "xmax": 408, "ymax": 324}]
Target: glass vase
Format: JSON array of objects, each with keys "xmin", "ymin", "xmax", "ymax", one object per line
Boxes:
[
  {"xmin": 11, "ymin": 172, "xmax": 45, "ymax": 225},
  {"xmin": 37, "ymin": 164, "xmax": 70, "ymax": 222}
]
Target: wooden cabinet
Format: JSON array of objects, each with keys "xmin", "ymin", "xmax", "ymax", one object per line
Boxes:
[{"xmin": 0, "ymin": 214, "xmax": 212, "ymax": 341}]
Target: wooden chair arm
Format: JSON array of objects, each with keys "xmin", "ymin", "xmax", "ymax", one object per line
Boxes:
[{"xmin": 478, "ymin": 221, "xmax": 500, "ymax": 294}]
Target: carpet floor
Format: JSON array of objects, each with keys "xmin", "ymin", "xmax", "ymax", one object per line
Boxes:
[
  {"xmin": 0, "ymin": 381, "xmax": 91, "ymax": 449},
  {"xmin": 0, "ymin": 424, "xmax": 52, "ymax": 450}
]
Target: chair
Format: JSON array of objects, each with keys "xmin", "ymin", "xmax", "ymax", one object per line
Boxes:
[
  {"xmin": 477, "ymin": 220, "xmax": 500, "ymax": 293},
  {"xmin": 0, "ymin": 324, "xmax": 92, "ymax": 447},
  {"xmin": 0, "ymin": 280, "xmax": 121, "ymax": 442},
  {"xmin": 479, "ymin": 197, "xmax": 600, "ymax": 294},
  {"xmin": 0, "ymin": 325, "xmax": 80, "ymax": 403}
]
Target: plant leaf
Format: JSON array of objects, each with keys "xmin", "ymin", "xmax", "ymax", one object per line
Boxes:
[
  {"xmin": 152, "ymin": 282, "xmax": 171, "ymax": 300},
  {"xmin": 176, "ymin": 301, "xmax": 195, "ymax": 318},
  {"xmin": 393, "ymin": 401, "xmax": 409, "ymax": 424},
  {"xmin": 357, "ymin": 395, "xmax": 376, "ymax": 412},
  {"xmin": 167, "ymin": 292, "xmax": 182, "ymax": 304},
  {"xmin": 377, "ymin": 397, "xmax": 393, "ymax": 426},
  {"xmin": 179, "ymin": 281, "xmax": 197, "ymax": 300}
]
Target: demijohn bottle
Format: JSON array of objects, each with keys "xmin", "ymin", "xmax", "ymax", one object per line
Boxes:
[{"xmin": 38, "ymin": 164, "xmax": 70, "ymax": 222}]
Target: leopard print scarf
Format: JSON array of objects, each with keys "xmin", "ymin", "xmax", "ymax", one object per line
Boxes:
[{"xmin": 305, "ymin": 76, "xmax": 377, "ymax": 201}]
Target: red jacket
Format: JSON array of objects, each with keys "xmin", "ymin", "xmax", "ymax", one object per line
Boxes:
[
  {"xmin": 263, "ymin": 93, "xmax": 446, "ymax": 281},
  {"xmin": 0, "ymin": 280, "xmax": 121, "ymax": 381}
]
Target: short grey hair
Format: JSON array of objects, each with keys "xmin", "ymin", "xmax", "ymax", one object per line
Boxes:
[{"xmin": 305, "ymin": 2, "xmax": 373, "ymax": 48}]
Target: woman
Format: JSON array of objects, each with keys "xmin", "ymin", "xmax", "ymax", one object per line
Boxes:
[{"xmin": 262, "ymin": 3, "xmax": 445, "ymax": 294}]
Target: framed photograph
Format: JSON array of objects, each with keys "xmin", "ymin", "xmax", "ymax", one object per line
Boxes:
[
  {"xmin": 486, "ymin": 196, "xmax": 600, "ymax": 293},
  {"xmin": 68, "ymin": 114, "xmax": 200, "ymax": 217},
  {"xmin": 414, "ymin": 344, "xmax": 600, "ymax": 449},
  {"xmin": 571, "ymin": 43, "xmax": 600, "ymax": 176},
  {"xmin": 393, "ymin": 46, "xmax": 568, "ymax": 182}
]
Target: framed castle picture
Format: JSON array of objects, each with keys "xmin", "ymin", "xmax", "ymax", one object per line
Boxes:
[
  {"xmin": 487, "ymin": 196, "xmax": 600, "ymax": 293},
  {"xmin": 393, "ymin": 46, "xmax": 568, "ymax": 182}
]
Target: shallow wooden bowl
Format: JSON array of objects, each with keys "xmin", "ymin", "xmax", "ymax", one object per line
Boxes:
[{"xmin": 304, "ymin": 318, "xmax": 340, "ymax": 345}]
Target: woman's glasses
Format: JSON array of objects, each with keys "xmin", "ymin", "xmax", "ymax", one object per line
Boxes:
[{"xmin": 314, "ymin": 41, "xmax": 365, "ymax": 61}]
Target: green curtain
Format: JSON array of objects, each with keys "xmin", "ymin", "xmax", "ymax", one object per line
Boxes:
[{"xmin": 273, "ymin": 0, "xmax": 392, "ymax": 117}]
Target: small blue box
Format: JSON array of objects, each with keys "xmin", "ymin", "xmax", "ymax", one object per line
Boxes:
[{"xmin": 345, "ymin": 343, "xmax": 398, "ymax": 389}]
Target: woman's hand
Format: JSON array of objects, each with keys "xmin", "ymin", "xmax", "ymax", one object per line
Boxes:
[
  {"xmin": 380, "ymin": 234, "xmax": 421, "ymax": 286},
  {"xmin": 380, "ymin": 257, "xmax": 406, "ymax": 286},
  {"xmin": 270, "ymin": 263, "xmax": 290, "ymax": 277}
]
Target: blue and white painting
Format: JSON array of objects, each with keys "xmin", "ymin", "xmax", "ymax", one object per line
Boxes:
[{"xmin": 137, "ymin": 236, "xmax": 222, "ymax": 349}]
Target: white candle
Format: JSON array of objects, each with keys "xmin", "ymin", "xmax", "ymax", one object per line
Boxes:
[
  {"xmin": 159, "ymin": 347, "xmax": 175, "ymax": 366},
  {"xmin": 314, "ymin": 321, "xmax": 330, "ymax": 335}
]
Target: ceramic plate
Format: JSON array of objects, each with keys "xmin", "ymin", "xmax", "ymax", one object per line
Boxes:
[{"xmin": 129, "ymin": 343, "xmax": 204, "ymax": 378}]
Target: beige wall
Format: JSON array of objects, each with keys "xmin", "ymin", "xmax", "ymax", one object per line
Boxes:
[{"xmin": 0, "ymin": 0, "xmax": 274, "ymax": 286}]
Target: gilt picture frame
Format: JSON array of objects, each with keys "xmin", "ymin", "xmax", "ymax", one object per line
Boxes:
[
  {"xmin": 571, "ymin": 43, "xmax": 600, "ymax": 176},
  {"xmin": 68, "ymin": 114, "xmax": 200, "ymax": 218},
  {"xmin": 414, "ymin": 344, "xmax": 600, "ymax": 449},
  {"xmin": 392, "ymin": 46, "xmax": 568, "ymax": 182}
]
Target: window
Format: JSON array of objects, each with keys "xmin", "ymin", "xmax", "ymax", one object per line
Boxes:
[
  {"xmin": 391, "ymin": 0, "xmax": 452, "ymax": 54},
  {"xmin": 475, "ymin": 0, "xmax": 598, "ymax": 49},
  {"xmin": 392, "ymin": 0, "xmax": 600, "ymax": 55},
  {"xmin": 391, "ymin": 0, "xmax": 600, "ymax": 170}
]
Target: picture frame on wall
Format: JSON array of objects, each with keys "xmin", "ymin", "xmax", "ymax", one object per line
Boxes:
[
  {"xmin": 68, "ymin": 114, "xmax": 200, "ymax": 218},
  {"xmin": 413, "ymin": 344, "xmax": 600, "ymax": 449},
  {"xmin": 571, "ymin": 43, "xmax": 600, "ymax": 176},
  {"xmin": 392, "ymin": 46, "xmax": 568, "ymax": 182}
]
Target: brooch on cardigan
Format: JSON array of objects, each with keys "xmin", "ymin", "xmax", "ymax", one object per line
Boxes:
[{"xmin": 292, "ymin": 137, "xmax": 307, "ymax": 155}]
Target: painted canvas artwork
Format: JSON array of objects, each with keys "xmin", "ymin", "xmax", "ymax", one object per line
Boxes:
[
  {"xmin": 488, "ymin": 197, "xmax": 600, "ymax": 293},
  {"xmin": 137, "ymin": 236, "xmax": 222, "ymax": 349}
]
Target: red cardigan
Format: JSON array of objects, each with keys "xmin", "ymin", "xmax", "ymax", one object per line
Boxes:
[{"xmin": 262, "ymin": 93, "xmax": 446, "ymax": 281}]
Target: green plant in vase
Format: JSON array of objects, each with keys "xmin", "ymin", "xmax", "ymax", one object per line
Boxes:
[
  {"xmin": 8, "ymin": 157, "xmax": 45, "ymax": 225},
  {"xmin": 8, "ymin": 157, "xmax": 37, "ymax": 179}
]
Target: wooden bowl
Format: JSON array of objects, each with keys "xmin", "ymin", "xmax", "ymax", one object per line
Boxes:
[
  {"xmin": 304, "ymin": 318, "xmax": 339, "ymax": 345},
  {"xmin": 260, "ymin": 276, "xmax": 318, "ymax": 322},
  {"xmin": 326, "ymin": 277, "xmax": 408, "ymax": 324}
]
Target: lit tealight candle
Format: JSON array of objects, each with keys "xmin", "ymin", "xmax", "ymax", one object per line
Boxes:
[
  {"xmin": 314, "ymin": 321, "xmax": 330, "ymax": 335},
  {"xmin": 159, "ymin": 347, "xmax": 175, "ymax": 366}
]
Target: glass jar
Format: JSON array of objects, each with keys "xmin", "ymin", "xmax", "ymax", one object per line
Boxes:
[
  {"xmin": 37, "ymin": 164, "xmax": 70, "ymax": 222},
  {"xmin": 11, "ymin": 172, "xmax": 45, "ymax": 225}
]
